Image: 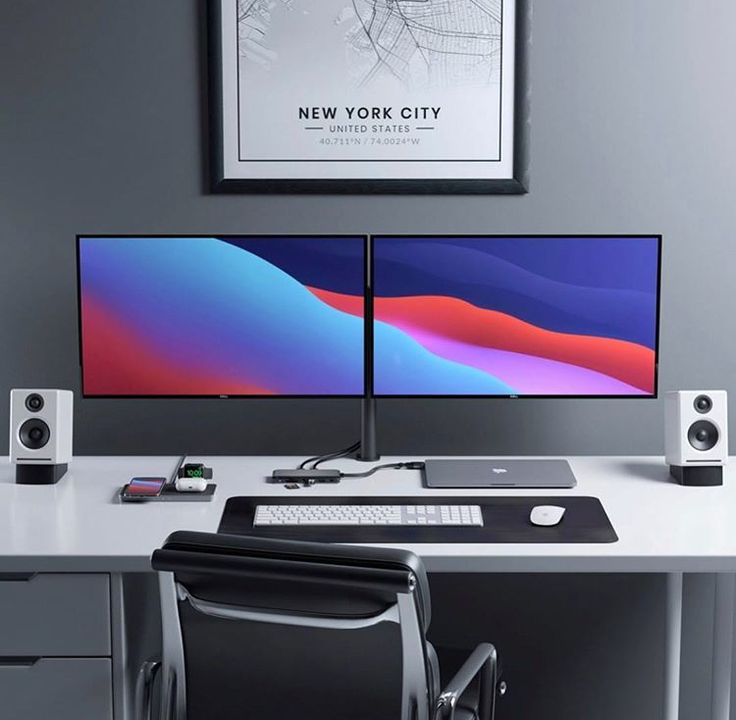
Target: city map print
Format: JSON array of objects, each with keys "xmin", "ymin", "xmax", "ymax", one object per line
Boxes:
[
  {"xmin": 233, "ymin": 0, "xmax": 508, "ymax": 162},
  {"xmin": 237, "ymin": 0, "xmax": 502, "ymax": 89}
]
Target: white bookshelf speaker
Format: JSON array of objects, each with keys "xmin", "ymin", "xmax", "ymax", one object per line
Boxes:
[
  {"xmin": 665, "ymin": 390, "xmax": 728, "ymax": 486},
  {"xmin": 10, "ymin": 389, "xmax": 73, "ymax": 484}
]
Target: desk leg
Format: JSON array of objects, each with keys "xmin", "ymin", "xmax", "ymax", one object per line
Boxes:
[
  {"xmin": 665, "ymin": 572, "xmax": 683, "ymax": 720},
  {"xmin": 711, "ymin": 573, "xmax": 735, "ymax": 720}
]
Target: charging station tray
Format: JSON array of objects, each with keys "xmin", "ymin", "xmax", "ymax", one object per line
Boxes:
[
  {"xmin": 120, "ymin": 483, "xmax": 216, "ymax": 503},
  {"xmin": 218, "ymin": 496, "xmax": 617, "ymax": 544}
]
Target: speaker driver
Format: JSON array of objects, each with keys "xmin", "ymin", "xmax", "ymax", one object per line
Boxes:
[
  {"xmin": 24, "ymin": 393, "xmax": 44, "ymax": 412},
  {"xmin": 687, "ymin": 420, "xmax": 719, "ymax": 451},
  {"xmin": 694, "ymin": 394, "xmax": 713, "ymax": 414},
  {"xmin": 19, "ymin": 418, "xmax": 50, "ymax": 450}
]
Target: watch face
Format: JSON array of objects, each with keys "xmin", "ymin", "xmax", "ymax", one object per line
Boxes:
[{"xmin": 184, "ymin": 466, "xmax": 203, "ymax": 477}]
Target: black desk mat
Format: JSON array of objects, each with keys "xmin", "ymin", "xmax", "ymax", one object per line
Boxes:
[{"xmin": 218, "ymin": 496, "xmax": 617, "ymax": 544}]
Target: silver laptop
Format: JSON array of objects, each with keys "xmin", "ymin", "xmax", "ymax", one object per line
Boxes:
[{"xmin": 423, "ymin": 459, "xmax": 577, "ymax": 489}]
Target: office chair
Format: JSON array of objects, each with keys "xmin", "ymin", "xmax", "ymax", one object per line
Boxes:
[{"xmin": 141, "ymin": 531, "xmax": 505, "ymax": 720}]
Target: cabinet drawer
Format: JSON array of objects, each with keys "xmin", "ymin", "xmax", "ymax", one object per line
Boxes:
[
  {"xmin": 0, "ymin": 657, "xmax": 112, "ymax": 719},
  {"xmin": 0, "ymin": 573, "xmax": 110, "ymax": 655}
]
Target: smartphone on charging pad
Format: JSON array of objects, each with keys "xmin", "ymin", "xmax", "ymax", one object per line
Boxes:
[{"xmin": 121, "ymin": 477, "xmax": 167, "ymax": 501}]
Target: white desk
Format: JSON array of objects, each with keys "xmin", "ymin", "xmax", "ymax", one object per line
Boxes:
[{"xmin": 0, "ymin": 455, "xmax": 734, "ymax": 720}]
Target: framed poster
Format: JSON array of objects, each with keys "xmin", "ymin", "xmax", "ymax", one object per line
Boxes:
[{"xmin": 209, "ymin": 0, "xmax": 529, "ymax": 193}]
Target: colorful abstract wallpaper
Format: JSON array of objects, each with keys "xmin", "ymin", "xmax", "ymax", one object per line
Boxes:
[
  {"xmin": 369, "ymin": 236, "xmax": 660, "ymax": 396},
  {"xmin": 78, "ymin": 236, "xmax": 365, "ymax": 395}
]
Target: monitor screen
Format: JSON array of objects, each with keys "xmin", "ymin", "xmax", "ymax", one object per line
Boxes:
[
  {"xmin": 371, "ymin": 236, "xmax": 661, "ymax": 397},
  {"xmin": 77, "ymin": 235, "xmax": 366, "ymax": 396}
]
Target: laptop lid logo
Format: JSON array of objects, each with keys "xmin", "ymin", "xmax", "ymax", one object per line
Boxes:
[{"xmin": 492, "ymin": 468, "xmax": 508, "ymax": 474}]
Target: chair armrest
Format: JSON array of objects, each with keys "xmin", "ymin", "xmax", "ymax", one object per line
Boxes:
[
  {"xmin": 435, "ymin": 643, "xmax": 503, "ymax": 720},
  {"xmin": 135, "ymin": 658, "xmax": 161, "ymax": 720}
]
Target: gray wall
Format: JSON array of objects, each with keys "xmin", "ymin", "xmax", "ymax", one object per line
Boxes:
[
  {"xmin": 0, "ymin": 4, "xmax": 730, "ymax": 720},
  {"xmin": 2, "ymin": 0, "xmax": 735, "ymax": 456}
]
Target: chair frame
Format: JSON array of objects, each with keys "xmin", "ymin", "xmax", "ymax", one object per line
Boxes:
[{"xmin": 140, "ymin": 542, "xmax": 502, "ymax": 720}]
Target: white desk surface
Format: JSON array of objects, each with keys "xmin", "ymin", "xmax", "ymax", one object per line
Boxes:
[{"xmin": 0, "ymin": 455, "xmax": 734, "ymax": 574}]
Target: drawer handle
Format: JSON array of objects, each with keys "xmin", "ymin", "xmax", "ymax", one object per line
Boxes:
[
  {"xmin": 0, "ymin": 657, "xmax": 40, "ymax": 667},
  {"xmin": 0, "ymin": 573, "xmax": 37, "ymax": 582}
]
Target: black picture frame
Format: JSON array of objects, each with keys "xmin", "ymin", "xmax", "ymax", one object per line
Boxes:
[{"xmin": 207, "ymin": 0, "xmax": 530, "ymax": 195}]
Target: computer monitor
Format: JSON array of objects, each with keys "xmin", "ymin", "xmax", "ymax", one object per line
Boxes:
[
  {"xmin": 77, "ymin": 235, "xmax": 367, "ymax": 397},
  {"xmin": 371, "ymin": 235, "xmax": 661, "ymax": 397}
]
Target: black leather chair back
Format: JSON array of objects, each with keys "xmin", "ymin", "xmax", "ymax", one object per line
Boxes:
[{"xmin": 152, "ymin": 531, "xmax": 436, "ymax": 720}]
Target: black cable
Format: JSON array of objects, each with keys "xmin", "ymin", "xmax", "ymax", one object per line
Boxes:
[
  {"xmin": 299, "ymin": 441, "xmax": 360, "ymax": 470},
  {"xmin": 340, "ymin": 461, "xmax": 425, "ymax": 478},
  {"xmin": 313, "ymin": 443, "xmax": 361, "ymax": 468},
  {"xmin": 300, "ymin": 447, "xmax": 355, "ymax": 470}
]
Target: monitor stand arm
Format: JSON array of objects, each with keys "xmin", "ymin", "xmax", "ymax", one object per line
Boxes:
[{"xmin": 357, "ymin": 396, "xmax": 379, "ymax": 461}]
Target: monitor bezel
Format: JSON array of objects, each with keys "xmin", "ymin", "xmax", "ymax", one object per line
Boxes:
[
  {"xmin": 368, "ymin": 234, "xmax": 662, "ymax": 400},
  {"xmin": 76, "ymin": 234, "xmax": 370, "ymax": 399}
]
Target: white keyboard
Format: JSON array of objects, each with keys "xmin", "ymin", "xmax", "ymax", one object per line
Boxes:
[{"xmin": 253, "ymin": 504, "xmax": 484, "ymax": 527}]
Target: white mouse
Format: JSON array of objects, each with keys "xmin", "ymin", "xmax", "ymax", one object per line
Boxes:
[{"xmin": 530, "ymin": 505, "xmax": 566, "ymax": 527}]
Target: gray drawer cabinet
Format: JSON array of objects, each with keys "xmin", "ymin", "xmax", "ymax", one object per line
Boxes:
[
  {"xmin": 0, "ymin": 573, "xmax": 110, "ymax": 655},
  {"xmin": 0, "ymin": 658, "xmax": 113, "ymax": 719},
  {"xmin": 0, "ymin": 573, "xmax": 113, "ymax": 719}
]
